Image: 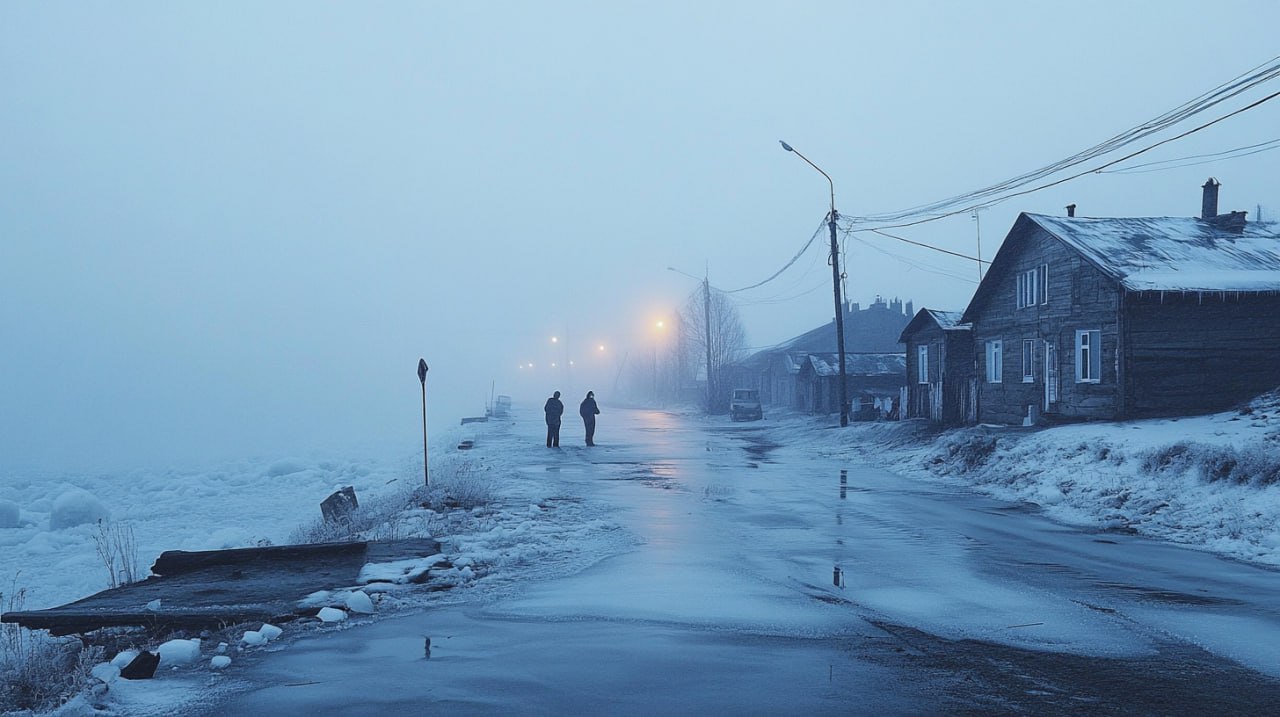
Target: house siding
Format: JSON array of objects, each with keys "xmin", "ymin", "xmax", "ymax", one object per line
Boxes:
[
  {"xmin": 1123, "ymin": 292, "xmax": 1280, "ymax": 416},
  {"xmin": 974, "ymin": 225, "xmax": 1121, "ymax": 424},
  {"xmin": 903, "ymin": 324, "xmax": 945, "ymax": 420},
  {"xmin": 942, "ymin": 329, "xmax": 975, "ymax": 424}
]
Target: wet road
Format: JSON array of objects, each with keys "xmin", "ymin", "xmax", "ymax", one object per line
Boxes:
[{"xmin": 203, "ymin": 408, "xmax": 1280, "ymax": 715}]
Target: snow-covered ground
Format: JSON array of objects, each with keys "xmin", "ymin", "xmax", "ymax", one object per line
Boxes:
[
  {"xmin": 0, "ymin": 440, "xmax": 438, "ymax": 614},
  {"xmin": 792, "ymin": 393, "xmax": 1280, "ymax": 568},
  {"xmin": 6, "ymin": 398, "xmax": 1280, "ymax": 714}
]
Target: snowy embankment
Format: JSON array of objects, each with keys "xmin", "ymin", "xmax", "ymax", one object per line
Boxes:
[
  {"xmin": 0, "ymin": 441, "xmax": 430, "ymax": 613},
  {"xmin": 771, "ymin": 392, "xmax": 1280, "ymax": 568},
  {"xmin": 3, "ymin": 409, "xmax": 632, "ymax": 714}
]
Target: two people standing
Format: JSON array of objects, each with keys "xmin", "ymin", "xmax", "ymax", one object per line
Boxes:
[{"xmin": 544, "ymin": 390, "xmax": 600, "ymax": 447}]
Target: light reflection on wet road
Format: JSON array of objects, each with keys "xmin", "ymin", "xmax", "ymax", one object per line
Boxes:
[{"xmin": 206, "ymin": 407, "xmax": 1280, "ymax": 716}]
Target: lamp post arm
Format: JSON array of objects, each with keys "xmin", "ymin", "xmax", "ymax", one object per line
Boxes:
[{"xmin": 783, "ymin": 147, "xmax": 835, "ymax": 218}]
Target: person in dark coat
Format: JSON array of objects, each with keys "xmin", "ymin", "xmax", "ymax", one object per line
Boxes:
[
  {"xmin": 579, "ymin": 391, "xmax": 600, "ymax": 446},
  {"xmin": 544, "ymin": 391, "xmax": 564, "ymax": 447}
]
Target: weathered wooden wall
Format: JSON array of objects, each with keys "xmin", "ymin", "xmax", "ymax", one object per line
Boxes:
[
  {"xmin": 942, "ymin": 329, "xmax": 975, "ymax": 424},
  {"xmin": 903, "ymin": 323, "xmax": 945, "ymax": 420},
  {"xmin": 1124, "ymin": 292, "xmax": 1280, "ymax": 416},
  {"xmin": 972, "ymin": 225, "xmax": 1121, "ymax": 425}
]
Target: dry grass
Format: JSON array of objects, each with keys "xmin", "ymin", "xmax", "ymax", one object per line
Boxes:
[
  {"xmin": 1141, "ymin": 441, "xmax": 1280, "ymax": 486},
  {"xmin": 289, "ymin": 456, "xmax": 494, "ymax": 545},
  {"xmin": 92, "ymin": 519, "xmax": 140, "ymax": 589},
  {"xmin": 0, "ymin": 579, "xmax": 103, "ymax": 713}
]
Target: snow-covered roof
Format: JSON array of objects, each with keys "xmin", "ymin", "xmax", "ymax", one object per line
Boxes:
[
  {"xmin": 802, "ymin": 353, "xmax": 906, "ymax": 377},
  {"xmin": 1028, "ymin": 213, "xmax": 1280, "ymax": 292},
  {"xmin": 898, "ymin": 308, "xmax": 970, "ymax": 344},
  {"xmin": 926, "ymin": 309, "xmax": 966, "ymax": 329}
]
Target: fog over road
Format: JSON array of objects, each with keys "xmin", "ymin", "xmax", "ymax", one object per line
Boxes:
[{"xmin": 201, "ymin": 407, "xmax": 1280, "ymax": 715}]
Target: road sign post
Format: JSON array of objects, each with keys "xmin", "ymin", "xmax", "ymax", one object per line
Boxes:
[{"xmin": 418, "ymin": 358, "xmax": 429, "ymax": 487}]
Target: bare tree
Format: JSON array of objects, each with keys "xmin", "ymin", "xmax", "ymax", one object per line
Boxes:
[{"xmin": 680, "ymin": 286, "xmax": 747, "ymax": 412}]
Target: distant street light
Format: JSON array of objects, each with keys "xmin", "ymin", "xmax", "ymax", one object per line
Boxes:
[
  {"xmin": 417, "ymin": 358, "xmax": 430, "ymax": 487},
  {"xmin": 780, "ymin": 140, "xmax": 849, "ymax": 427}
]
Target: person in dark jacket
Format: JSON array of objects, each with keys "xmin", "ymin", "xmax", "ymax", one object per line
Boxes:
[
  {"xmin": 544, "ymin": 391, "xmax": 564, "ymax": 447},
  {"xmin": 579, "ymin": 391, "xmax": 600, "ymax": 446}
]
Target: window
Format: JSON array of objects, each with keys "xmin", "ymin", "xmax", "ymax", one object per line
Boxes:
[
  {"xmin": 1075, "ymin": 330, "xmax": 1102, "ymax": 383},
  {"xmin": 985, "ymin": 340, "xmax": 1003, "ymax": 383},
  {"xmin": 1016, "ymin": 270, "xmax": 1035, "ymax": 309},
  {"xmin": 1022, "ymin": 339, "xmax": 1036, "ymax": 383},
  {"xmin": 917, "ymin": 345, "xmax": 929, "ymax": 384},
  {"xmin": 1017, "ymin": 265, "xmax": 1050, "ymax": 308}
]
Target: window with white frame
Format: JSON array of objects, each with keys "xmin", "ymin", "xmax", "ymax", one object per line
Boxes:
[
  {"xmin": 1016, "ymin": 265, "xmax": 1050, "ymax": 308},
  {"xmin": 1075, "ymin": 330, "xmax": 1102, "ymax": 383},
  {"xmin": 1016, "ymin": 269, "xmax": 1035, "ymax": 309},
  {"xmin": 917, "ymin": 345, "xmax": 929, "ymax": 384},
  {"xmin": 985, "ymin": 340, "xmax": 1003, "ymax": 383},
  {"xmin": 1022, "ymin": 339, "xmax": 1035, "ymax": 383}
]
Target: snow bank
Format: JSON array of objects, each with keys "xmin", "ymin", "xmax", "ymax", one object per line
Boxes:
[
  {"xmin": 0, "ymin": 499, "xmax": 19, "ymax": 528},
  {"xmin": 48, "ymin": 488, "xmax": 108, "ymax": 529},
  {"xmin": 0, "ymin": 423, "xmax": 466, "ymax": 612},
  {"xmin": 822, "ymin": 397, "xmax": 1280, "ymax": 568}
]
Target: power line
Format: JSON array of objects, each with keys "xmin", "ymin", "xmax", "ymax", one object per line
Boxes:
[
  {"xmin": 850, "ymin": 55, "xmax": 1280, "ymax": 227},
  {"xmin": 718, "ymin": 56, "xmax": 1280, "ymax": 303},
  {"xmin": 1099, "ymin": 137, "xmax": 1280, "ymax": 174},
  {"xmin": 848, "ymin": 234, "xmax": 980, "ymax": 285},
  {"xmin": 867, "ymin": 228, "xmax": 991, "ymax": 264},
  {"xmin": 857, "ymin": 86, "xmax": 1280, "ymax": 232},
  {"xmin": 723, "ymin": 219, "xmax": 826, "ymax": 294}
]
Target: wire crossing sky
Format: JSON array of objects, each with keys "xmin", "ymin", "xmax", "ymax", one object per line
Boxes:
[{"xmin": 2, "ymin": 1, "xmax": 1278, "ymax": 471}]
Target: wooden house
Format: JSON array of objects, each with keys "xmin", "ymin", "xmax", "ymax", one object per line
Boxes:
[
  {"xmin": 961, "ymin": 180, "xmax": 1280, "ymax": 425},
  {"xmin": 899, "ymin": 309, "xmax": 974, "ymax": 424},
  {"xmin": 795, "ymin": 353, "xmax": 907, "ymax": 417},
  {"xmin": 729, "ymin": 297, "xmax": 912, "ymax": 411}
]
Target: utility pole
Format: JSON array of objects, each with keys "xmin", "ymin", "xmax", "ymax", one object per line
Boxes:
[
  {"xmin": 669, "ymin": 265, "xmax": 717, "ymax": 414},
  {"xmin": 972, "ymin": 209, "xmax": 984, "ymax": 281},
  {"xmin": 827, "ymin": 211, "xmax": 849, "ymax": 427},
  {"xmin": 781, "ymin": 141, "xmax": 849, "ymax": 426},
  {"xmin": 703, "ymin": 273, "xmax": 714, "ymax": 413}
]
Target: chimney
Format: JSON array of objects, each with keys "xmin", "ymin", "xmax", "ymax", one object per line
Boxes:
[
  {"xmin": 1066, "ymin": 203, "xmax": 1076, "ymax": 218},
  {"xmin": 1202, "ymin": 178, "xmax": 1220, "ymax": 219}
]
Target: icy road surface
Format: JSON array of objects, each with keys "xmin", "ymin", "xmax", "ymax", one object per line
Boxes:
[{"xmin": 201, "ymin": 408, "xmax": 1280, "ymax": 715}]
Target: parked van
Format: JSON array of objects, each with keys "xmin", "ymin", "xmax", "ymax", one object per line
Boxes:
[{"xmin": 730, "ymin": 388, "xmax": 763, "ymax": 421}]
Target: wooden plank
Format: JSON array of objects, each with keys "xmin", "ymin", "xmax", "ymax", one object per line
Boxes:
[
  {"xmin": 2, "ymin": 538, "xmax": 442, "ymax": 636},
  {"xmin": 151, "ymin": 541, "xmax": 367, "ymax": 577}
]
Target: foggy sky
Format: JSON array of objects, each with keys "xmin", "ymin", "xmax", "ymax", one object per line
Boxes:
[{"xmin": 3, "ymin": 1, "xmax": 1279, "ymax": 472}]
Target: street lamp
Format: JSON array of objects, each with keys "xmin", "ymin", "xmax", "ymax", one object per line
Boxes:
[
  {"xmin": 668, "ymin": 266, "xmax": 715, "ymax": 413},
  {"xmin": 780, "ymin": 140, "xmax": 849, "ymax": 427}
]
